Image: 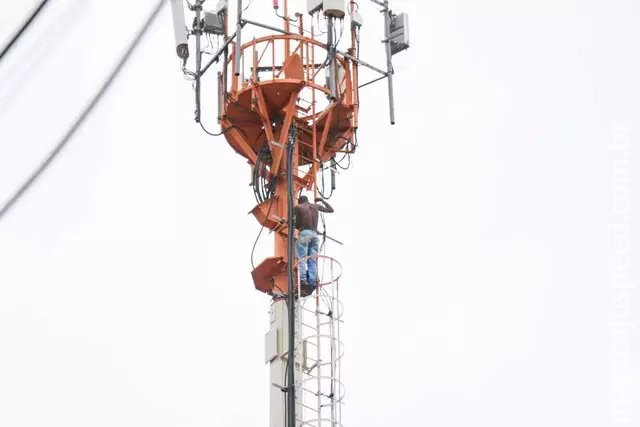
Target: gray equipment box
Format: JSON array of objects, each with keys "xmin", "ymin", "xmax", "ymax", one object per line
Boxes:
[
  {"xmin": 389, "ymin": 13, "xmax": 409, "ymax": 55},
  {"xmin": 203, "ymin": 11, "xmax": 224, "ymax": 35}
]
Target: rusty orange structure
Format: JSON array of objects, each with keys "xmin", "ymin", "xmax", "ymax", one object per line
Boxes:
[{"xmin": 217, "ymin": 5, "xmax": 360, "ymax": 296}]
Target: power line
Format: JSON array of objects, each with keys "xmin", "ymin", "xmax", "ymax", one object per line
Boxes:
[
  {"xmin": 0, "ymin": 0, "xmax": 167, "ymax": 221},
  {"xmin": 0, "ymin": 0, "xmax": 51, "ymax": 63}
]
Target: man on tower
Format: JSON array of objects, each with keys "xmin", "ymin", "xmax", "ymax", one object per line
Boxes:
[{"xmin": 294, "ymin": 195, "xmax": 334, "ymax": 294}]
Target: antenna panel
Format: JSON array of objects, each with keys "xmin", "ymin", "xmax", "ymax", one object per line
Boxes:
[{"xmin": 389, "ymin": 12, "xmax": 410, "ymax": 55}]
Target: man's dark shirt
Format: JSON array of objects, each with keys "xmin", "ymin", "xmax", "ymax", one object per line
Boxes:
[{"xmin": 294, "ymin": 201, "xmax": 333, "ymax": 231}]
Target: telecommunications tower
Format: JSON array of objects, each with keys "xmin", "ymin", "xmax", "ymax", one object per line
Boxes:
[{"xmin": 170, "ymin": 0, "xmax": 409, "ymax": 425}]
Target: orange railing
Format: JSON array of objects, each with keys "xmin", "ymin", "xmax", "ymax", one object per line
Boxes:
[{"xmin": 225, "ymin": 34, "xmax": 353, "ymax": 105}]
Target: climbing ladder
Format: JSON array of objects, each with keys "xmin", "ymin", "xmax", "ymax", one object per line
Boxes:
[{"xmin": 293, "ymin": 255, "xmax": 345, "ymax": 426}]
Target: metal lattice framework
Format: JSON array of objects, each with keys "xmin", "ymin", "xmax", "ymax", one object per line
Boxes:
[
  {"xmin": 224, "ymin": 26, "xmax": 359, "ymax": 297},
  {"xmin": 294, "ymin": 255, "xmax": 345, "ymax": 426}
]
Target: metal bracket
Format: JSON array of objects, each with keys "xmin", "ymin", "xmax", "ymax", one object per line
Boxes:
[{"xmin": 272, "ymin": 383, "xmax": 287, "ymax": 392}]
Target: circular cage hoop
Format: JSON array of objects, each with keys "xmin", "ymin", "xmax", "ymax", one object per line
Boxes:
[
  {"xmin": 295, "ymin": 254, "xmax": 343, "ymax": 287},
  {"xmin": 298, "ymin": 375, "xmax": 347, "ymax": 402},
  {"xmin": 229, "ymin": 33, "xmax": 352, "ymax": 87},
  {"xmin": 298, "ymin": 334, "xmax": 345, "ymax": 358}
]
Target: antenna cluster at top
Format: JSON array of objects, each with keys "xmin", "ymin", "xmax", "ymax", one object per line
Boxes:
[{"xmin": 170, "ymin": 0, "xmax": 409, "ymax": 125}]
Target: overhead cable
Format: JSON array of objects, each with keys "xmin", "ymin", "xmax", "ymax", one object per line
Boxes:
[
  {"xmin": 0, "ymin": 0, "xmax": 167, "ymax": 221},
  {"xmin": 0, "ymin": 0, "xmax": 51, "ymax": 64}
]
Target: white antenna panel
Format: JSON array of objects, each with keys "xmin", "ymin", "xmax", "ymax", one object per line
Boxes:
[{"xmin": 170, "ymin": 0, "xmax": 188, "ymax": 59}]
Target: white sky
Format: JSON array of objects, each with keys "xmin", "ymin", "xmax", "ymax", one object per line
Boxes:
[{"xmin": 0, "ymin": 0, "xmax": 638, "ymax": 426}]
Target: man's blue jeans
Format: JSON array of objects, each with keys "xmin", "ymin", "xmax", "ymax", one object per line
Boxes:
[{"xmin": 297, "ymin": 229, "xmax": 319, "ymax": 286}]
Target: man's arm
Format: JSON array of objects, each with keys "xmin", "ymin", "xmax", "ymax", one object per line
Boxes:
[{"xmin": 315, "ymin": 198, "xmax": 334, "ymax": 213}]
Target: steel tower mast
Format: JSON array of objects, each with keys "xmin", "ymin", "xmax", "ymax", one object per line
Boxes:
[{"xmin": 170, "ymin": 1, "xmax": 409, "ymax": 425}]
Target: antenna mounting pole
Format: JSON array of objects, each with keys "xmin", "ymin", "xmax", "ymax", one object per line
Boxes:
[
  {"xmin": 194, "ymin": 0, "xmax": 203, "ymax": 122},
  {"xmin": 382, "ymin": 0, "xmax": 395, "ymax": 125},
  {"xmin": 234, "ymin": 0, "xmax": 243, "ymax": 76}
]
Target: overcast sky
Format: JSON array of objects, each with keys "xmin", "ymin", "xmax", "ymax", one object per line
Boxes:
[{"xmin": 0, "ymin": 0, "xmax": 638, "ymax": 426}]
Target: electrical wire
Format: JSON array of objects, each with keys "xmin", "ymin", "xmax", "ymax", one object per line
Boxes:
[
  {"xmin": 317, "ymin": 163, "xmax": 334, "ymax": 199},
  {"xmin": 333, "ymin": 152, "xmax": 351, "ymax": 170},
  {"xmin": 334, "ymin": 18, "xmax": 345, "ymax": 47},
  {"xmin": 0, "ymin": 0, "xmax": 166, "ymax": 221},
  {"xmin": 199, "ymin": 121, "xmax": 237, "ymax": 136},
  {"xmin": 201, "ymin": 34, "xmax": 216, "ymax": 55},
  {"xmin": 0, "ymin": 0, "xmax": 50, "ymax": 64},
  {"xmin": 274, "ymin": 4, "xmax": 299, "ymax": 23},
  {"xmin": 316, "ymin": 13, "xmax": 328, "ymax": 35},
  {"xmin": 252, "ymin": 143, "xmax": 276, "ymax": 203},
  {"xmin": 182, "ymin": 63, "xmax": 197, "ymax": 80},
  {"xmin": 285, "ymin": 126, "xmax": 297, "ymax": 427}
]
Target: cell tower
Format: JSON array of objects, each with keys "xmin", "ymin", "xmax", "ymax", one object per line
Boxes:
[{"xmin": 170, "ymin": 0, "xmax": 408, "ymax": 425}]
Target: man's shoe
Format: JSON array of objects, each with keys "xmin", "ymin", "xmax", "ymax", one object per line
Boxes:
[{"xmin": 301, "ymin": 284, "xmax": 316, "ymax": 297}]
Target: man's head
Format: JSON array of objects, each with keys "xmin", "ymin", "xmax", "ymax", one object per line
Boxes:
[{"xmin": 298, "ymin": 195, "xmax": 309, "ymax": 204}]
